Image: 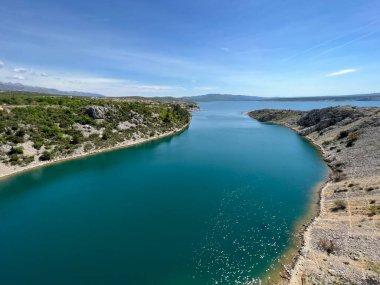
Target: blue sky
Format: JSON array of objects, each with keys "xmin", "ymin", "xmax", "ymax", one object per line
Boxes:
[{"xmin": 1, "ymin": 0, "xmax": 380, "ymax": 97}]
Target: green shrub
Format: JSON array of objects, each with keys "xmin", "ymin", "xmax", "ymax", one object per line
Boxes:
[
  {"xmin": 33, "ymin": 141, "xmax": 43, "ymax": 150},
  {"xmin": 83, "ymin": 143, "xmax": 93, "ymax": 152},
  {"xmin": 39, "ymin": 151, "xmax": 52, "ymax": 161},
  {"xmin": 70, "ymin": 134, "xmax": 83, "ymax": 145},
  {"xmin": 8, "ymin": 146, "xmax": 24, "ymax": 155},
  {"xmin": 9, "ymin": 135, "xmax": 24, "ymax": 144},
  {"xmin": 23, "ymin": 155, "xmax": 35, "ymax": 164},
  {"xmin": 8, "ymin": 154, "xmax": 20, "ymax": 165}
]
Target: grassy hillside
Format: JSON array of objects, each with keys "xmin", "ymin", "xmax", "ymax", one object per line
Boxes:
[{"xmin": 0, "ymin": 92, "xmax": 191, "ymax": 167}]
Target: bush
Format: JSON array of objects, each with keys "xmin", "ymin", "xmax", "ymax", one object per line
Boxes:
[
  {"xmin": 332, "ymin": 199, "xmax": 347, "ymax": 211},
  {"xmin": 33, "ymin": 140, "xmax": 43, "ymax": 150},
  {"xmin": 9, "ymin": 134, "xmax": 24, "ymax": 144},
  {"xmin": 39, "ymin": 151, "xmax": 52, "ymax": 161},
  {"xmin": 83, "ymin": 143, "xmax": 93, "ymax": 152},
  {"xmin": 70, "ymin": 134, "xmax": 83, "ymax": 145},
  {"xmin": 8, "ymin": 154, "xmax": 20, "ymax": 165},
  {"xmin": 8, "ymin": 146, "xmax": 24, "ymax": 155},
  {"xmin": 23, "ymin": 155, "xmax": 35, "ymax": 164},
  {"xmin": 337, "ymin": 130, "xmax": 349, "ymax": 139},
  {"xmin": 318, "ymin": 237, "xmax": 336, "ymax": 254},
  {"xmin": 346, "ymin": 131, "xmax": 359, "ymax": 147},
  {"xmin": 368, "ymin": 205, "xmax": 380, "ymax": 217},
  {"xmin": 322, "ymin": 140, "xmax": 332, "ymax": 146},
  {"xmin": 163, "ymin": 113, "xmax": 171, "ymax": 123}
]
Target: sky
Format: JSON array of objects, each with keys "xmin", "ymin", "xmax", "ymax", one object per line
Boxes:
[{"xmin": 1, "ymin": 0, "xmax": 380, "ymax": 97}]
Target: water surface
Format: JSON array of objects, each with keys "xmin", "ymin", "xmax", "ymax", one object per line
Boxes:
[{"xmin": 1, "ymin": 101, "xmax": 374, "ymax": 284}]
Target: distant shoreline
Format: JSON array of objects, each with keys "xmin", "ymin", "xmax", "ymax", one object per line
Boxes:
[{"xmin": 0, "ymin": 121, "xmax": 191, "ymax": 181}]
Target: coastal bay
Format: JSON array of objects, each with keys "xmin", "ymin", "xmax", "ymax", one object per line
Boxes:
[{"xmin": 2, "ymin": 0, "xmax": 380, "ymax": 283}]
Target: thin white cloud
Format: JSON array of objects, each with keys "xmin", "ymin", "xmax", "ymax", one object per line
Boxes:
[
  {"xmin": 220, "ymin": 47, "xmax": 230, "ymax": 52},
  {"xmin": 0, "ymin": 60, "xmax": 4, "ymax": 68},
  {"xmin": 47, "ymin": 76, "xmax": 185, "ymax": 96},
  {"xmin": 194, "ymin": 86, "xmax": 218, "ymax": 91},
  {"xmin": 283, "ymin": 20, "xmax": 380, "ymax": 62},
  {"xmin": 13, "ymin": 67, "xmax": 28, "ymax": 73},
  {"xmin": 317, "ymin": 29, "xmax": 380, "ymax": 57},
  {"xmin": 8, "ymin": 75, "xmax": 26, "ymax": 80},
  {"xmin": 0, "ymin": 64, "xmax": 185, "ymax": 96},
  {"xmin": 327, "ymin": 69, "xmax": 357, "ymax": 77}
]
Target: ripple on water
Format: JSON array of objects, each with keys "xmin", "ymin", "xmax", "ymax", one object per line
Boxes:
[{"xmin": 193, "ymin": 186, "xmax": 291, "ymax": 285}]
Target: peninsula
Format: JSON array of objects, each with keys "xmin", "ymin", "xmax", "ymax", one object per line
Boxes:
[
  {"xmin": 249, "ymin": 106, "xmax": 380, "ymax": 284},
  {"xmin": 0, "ymin": 92, "xmax": 192, "ymax": 179}
]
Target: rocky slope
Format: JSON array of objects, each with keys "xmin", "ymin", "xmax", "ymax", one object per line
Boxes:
[{"xmin": 249, "ymin": 106, "xmax": 380, "ymax": 284}]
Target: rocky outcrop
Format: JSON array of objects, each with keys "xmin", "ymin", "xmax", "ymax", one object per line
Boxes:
[
  {"xmin": 247, "ymin": 109, "xmax": 304, "ymax": 123},
  {"xmin": 297, "ymin": 106, "xmax": 364, "ymax": 130},
  {"xmin": 86, "ymin": 105, "xmax": 114, "ymax": 119}
]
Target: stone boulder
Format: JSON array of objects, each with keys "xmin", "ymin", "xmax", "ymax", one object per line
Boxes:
[{"xmin": 86, "ymin": 105, "xmax": 112, "ymax": 119}]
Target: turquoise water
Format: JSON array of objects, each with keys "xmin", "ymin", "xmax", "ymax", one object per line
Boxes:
[{"xmin": 0, "ymin": 101, "xmax": 376, "ymax": 285}]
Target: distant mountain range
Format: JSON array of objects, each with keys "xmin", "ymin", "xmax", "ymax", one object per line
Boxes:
[
  {"xmin": 264, "ymin": 93, "xmax": 380, "ymax": 102},
  {"xmin": 180, "ymin": 93, "xmax": 380, "ymax": 102},
  {"xmin": 180, "ymin": 94, "xmax": 263, "ymax": 102},
  {"xmin": 1, "ymin": 82, "xmax": 379, "ymax": 102},
  {"xmin": 0, "ymin": 82, "xmax": 104, "ymax": 97}
]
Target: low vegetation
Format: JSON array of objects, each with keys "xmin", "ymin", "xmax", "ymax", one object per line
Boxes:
[
  {"xmin": 332, "ymin": 199, "xmax": 347, "ymax": 211},
  {"xmin": 0, "ymin": 92, "xmax": 191, "ymax": 166},
  {"xmin": 318, "ymin": 237, "xmax": 336, "ymax": 254}
]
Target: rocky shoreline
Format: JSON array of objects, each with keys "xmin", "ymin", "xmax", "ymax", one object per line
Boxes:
[{"xmin": 249, "ymin": 106, "xmax": 380, "ymax": 284}]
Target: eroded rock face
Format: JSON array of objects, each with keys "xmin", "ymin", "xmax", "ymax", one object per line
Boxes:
[
  {"xmin": 86, "ymin": 105, "xmax": 112, "ymax": 119},
  {"xmin": 297, "ymin": 106, "xmax": 364, "ymax": 131}
]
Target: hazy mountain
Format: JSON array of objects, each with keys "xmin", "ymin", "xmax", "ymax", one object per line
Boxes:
[
  {"xmin": 181, "ymin": 93, "xmax": 380, "ymax": 102},
  {"xmin": 263, "ymin": 93, "xmax": 380, "ymax": 102},
  {"xmin": 180, "ymin": 94, "xmax": 264, "ymax": 102},
  {"xmin": 0, "ymin": 82, "xmax": 104, "ymax": 97}
]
